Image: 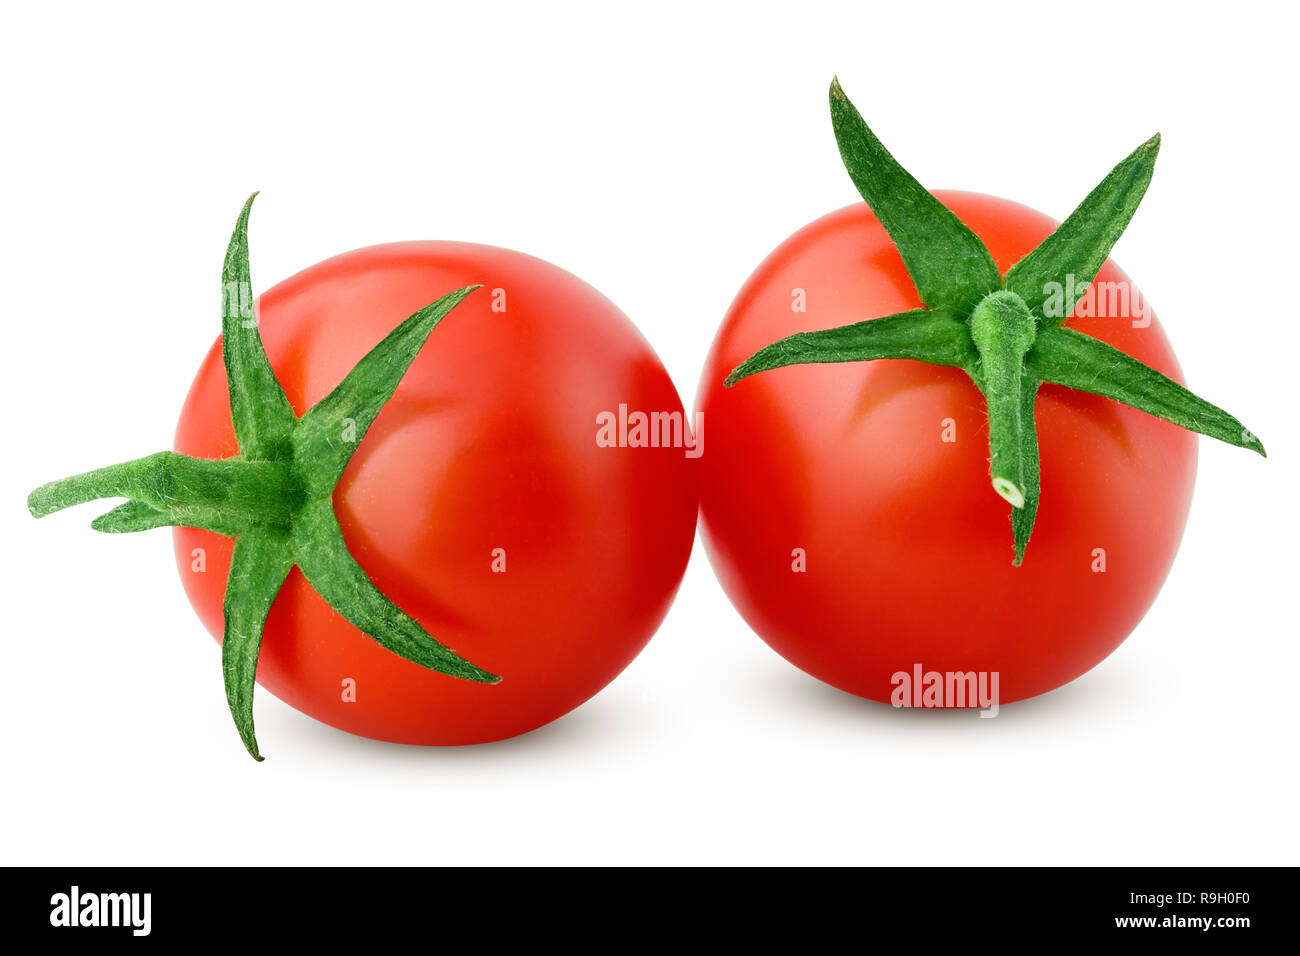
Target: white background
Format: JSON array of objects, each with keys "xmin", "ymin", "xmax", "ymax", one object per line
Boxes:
[{"xmin": 2, "ymin": 1, "xmax": 1296, "ymax": 865}]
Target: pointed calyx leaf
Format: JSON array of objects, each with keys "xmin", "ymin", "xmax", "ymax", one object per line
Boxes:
[
  {"xmin": 28, "ymin": 195, "xmax": 497, "ymax": 759},
  {"xmin": 291, "ymin": 500, "xmax": 499, "ymax": 684},
  {"xmin": 724, "ymin": 308, "xmax": 976, "ymax": 386},
  {"xmin": 222, "ymin": 194, "xmax": 297, "ymax": 460},
  {"xmin": 91, "ymin": 500, "xmax": 179, "ymax": 534},
  {"xmin": 1027, "ymin": 326, "xmax": 1266, "ymax": 454},
  {"xmin": 725, "ymin": 79, "xmax": 1264, "ymax": 563},
  {"xmin": 1005, "ymin": 134, "xmax": 1160, "ymax": 322},
  {"xmin": 829, "ymin": 77, "xmax": 1001, "ymax": 316},
  {"xmin": 222, "ymin": 530, "xmax": 294, "ymax": 761},
  {"xmin": 294, "ymin": 284, "xmax": 480, "ymax": 495},
  {"xmin": 92, "ymin": 500, "xmax": 251, "ymax": 538}
]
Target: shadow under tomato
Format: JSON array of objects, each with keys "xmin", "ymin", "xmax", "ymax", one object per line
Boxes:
[{"xmin": 271, "ymin": 685, "xmax": 640, "ymax": 763}]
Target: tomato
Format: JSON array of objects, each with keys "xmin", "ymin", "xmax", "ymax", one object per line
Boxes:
[
  {"xmin": 696, "ymin": 193, "xmax": 1196, "ymax": 705},
  {"xmin": 173, "ymin": 242, "xmax": 697, "ymax": 744}
]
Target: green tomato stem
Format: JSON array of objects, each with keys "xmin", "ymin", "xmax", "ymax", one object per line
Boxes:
[
  {"xmin": 28, "ymin": 452, "xmax": 299, "ymax": 527},
  {"xmin": 968, "ymin": 291, "xmax": 1038, "ymax": 509}
]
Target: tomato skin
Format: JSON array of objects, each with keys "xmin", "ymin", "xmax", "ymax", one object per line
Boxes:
[
  {"xmin": 697, "ymin": 193, "xmax": 1196, "ymax": 705},
  {"xmin": 174, "ymin": 242, "xmax": 696, "ymax": 745}
]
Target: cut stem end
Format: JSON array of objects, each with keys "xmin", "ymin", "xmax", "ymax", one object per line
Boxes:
[{"xmin": 991, "ymin": 477, "xmax": 1026, "ymax": 508}]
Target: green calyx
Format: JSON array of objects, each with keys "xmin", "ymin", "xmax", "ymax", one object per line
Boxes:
[
  {"xmin": 28, "ymin": 194, "xmax": 499, "ymax": 761},
  {"xmin": 727, "ymin": 77, "xmax": 1265, "ymax": 565}
]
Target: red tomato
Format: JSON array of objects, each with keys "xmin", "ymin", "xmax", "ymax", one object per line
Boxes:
[
  {"xmin": 697, "ymin": 193, "xmax": 1195, "ymax": 705},
  {"xmin": 174, "ymin": 243, "xmax": 697, "ymax": 744}
]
